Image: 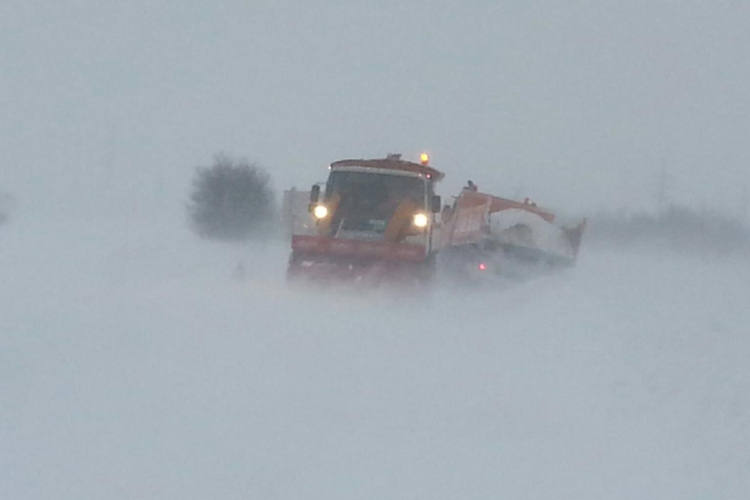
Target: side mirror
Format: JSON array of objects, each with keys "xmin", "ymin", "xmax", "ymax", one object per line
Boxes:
[
  {"xmin": 310, "ymin": 184, "xmax": 320, "ymax": 204},
  {"xmin": 431, "ymin": 195, "xmax": 441, "ymax": 213}
]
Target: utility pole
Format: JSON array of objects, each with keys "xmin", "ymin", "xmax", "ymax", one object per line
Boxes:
[
  {"xmin": 656, "ymin": 161, "xmax": 673, "ymax": 217},
  {"xmin": 102, "ymin": 123, "xmax": 117, "ymax": 191}
]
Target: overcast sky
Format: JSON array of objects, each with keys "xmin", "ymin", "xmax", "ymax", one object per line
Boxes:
[{"xmin": 2, "ymin": 0, "xmax": 749, "ymax": 219}]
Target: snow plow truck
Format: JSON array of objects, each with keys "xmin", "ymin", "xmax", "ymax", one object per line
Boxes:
[
  {"xmin": 286, "ymin": 153, "xmax": 585, "ymax": 284},
  {"xmin": 287, "ymin": 154, "xmax": 443, "ymax": 284}
]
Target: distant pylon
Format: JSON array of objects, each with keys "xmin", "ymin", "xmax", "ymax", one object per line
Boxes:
[{"xmin": 656, "ymin": 161, "xmax": 674, "ymax": 216}]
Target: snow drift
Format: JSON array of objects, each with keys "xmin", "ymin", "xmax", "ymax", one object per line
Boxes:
[{"xmin": 2, "ymin": 213, "xmax": 749, "ymax": 500}]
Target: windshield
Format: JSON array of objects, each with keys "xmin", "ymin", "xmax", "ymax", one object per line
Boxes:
[{"xmin": 325, "ymin": 170, "xmax": 426, "ymax": 233}]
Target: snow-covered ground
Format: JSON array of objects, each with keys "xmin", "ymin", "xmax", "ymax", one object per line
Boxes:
[{"xmin": 2, "ymin": 215, "xmax": 749, "ymax": 499}]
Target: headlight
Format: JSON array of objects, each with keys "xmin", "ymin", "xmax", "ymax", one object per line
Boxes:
[
  {"xmin": 313, "ymin": 205, "xmax": 329, "ymax": 219},
  {"xmin": 413, "ymin": 213, "xmax": 428, "ymax": 228}
]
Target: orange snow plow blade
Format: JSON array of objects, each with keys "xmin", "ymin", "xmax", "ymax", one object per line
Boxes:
[{"xmin": 441, "ymin": 189, "xmax": 586, "ymax": 269}]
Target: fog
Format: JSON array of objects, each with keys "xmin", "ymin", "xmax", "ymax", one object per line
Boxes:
[
  {"xmin": 3, "ymin": 0, "xmax": 750, "ymax": 215},
  {"xmin": 3, "ymin": 1, "xmax": 750, "ymax": 498}
]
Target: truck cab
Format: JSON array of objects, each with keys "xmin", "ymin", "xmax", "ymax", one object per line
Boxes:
[{"xmin": 288, "ymin": 154, "xmax": 443, "ymax": 282}]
